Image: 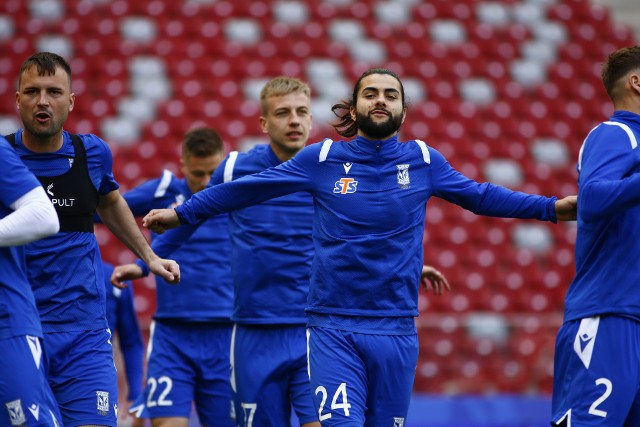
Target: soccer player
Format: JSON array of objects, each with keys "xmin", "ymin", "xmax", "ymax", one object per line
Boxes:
[
  {"xmin": 116, "ymin": 77, "xmax": 322, "ymax": 427},
  {"xmin": 143, "ymin": 68, "xmax": 577, "ymax": 426},
  {"xmin": 10, "ymin": 51, "xmax": 179, "ymax": 427},
  {"xmin": 111, "ymin": 127, "xmax": 234, "ymax": 427},
  {"xmin": 101, "ymin": 260, "xmax": 144, "ymax": 427},
  {"xmin": 551, "ymin": 46, "xmax": 640, "ymax": 426},
  {"xmin": 0, "ymin": 136, "xmax": 62, "ymax": 427}
]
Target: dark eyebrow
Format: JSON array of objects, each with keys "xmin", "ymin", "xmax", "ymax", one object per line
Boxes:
[{"xmin": 362, "ymin": 86, "xmax": 400, "ymax": 95}]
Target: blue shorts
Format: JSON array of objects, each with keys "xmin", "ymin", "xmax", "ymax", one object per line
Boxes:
[
  {"xmin": 0, "ymin": 335, "xmax": 63, "ymax": 426},
  {"xmin": 231, "ymin": 324, "xmax": 317, "ymax": 427},
  {"xmin": 552, "ymin": 316, "xmax": 640, "ymax": 426},
  {"xmin": 132, "ymin": 321, "xmax": 233, "ymax": 426},
  {"xmin": 307, "ymin": 326, "xmax": 418, "ymax": 427},
  {"xmin": 44, "ymin": 328, "xmax": 118, "ymax": 427}
]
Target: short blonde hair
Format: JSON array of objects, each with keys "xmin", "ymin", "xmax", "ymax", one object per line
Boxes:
[{"xmin": 260, "ymin": 76, "xmax": 311, "ymax": 115}]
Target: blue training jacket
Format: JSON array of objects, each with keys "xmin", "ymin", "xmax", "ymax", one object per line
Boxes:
[
  {"xmin": 567, "ymin": 110, "xmax": 640, "ymax": 323},
  {"xmin": 126, "ymin": 170, "xmax": 233, "ymax": 322},
  {"xmin": 176, "ymin": 135, "xmax": 557, "ymax": 333},
  {"xmin": 148, "ymin": 145, "xmax": 313, "ymax": 325}
]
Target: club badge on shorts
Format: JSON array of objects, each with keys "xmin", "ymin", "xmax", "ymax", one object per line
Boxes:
[{"xmin": 96, "ymin": 391, "xmax": 109, "ymax": 415}]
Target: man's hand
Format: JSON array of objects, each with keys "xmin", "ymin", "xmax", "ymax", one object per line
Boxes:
[
  {"xmin": 421, "ymin": 265, "xmax": 450, "ymax": 295},
  {"xmin": 110, "ymin": 264, "xmax": 144, "ymax": 288},
  {"xmin": 143, "ymin": 209, "xmax": 180, "ymax": 234},
  {"xmin": 148, "ymin": 258, "xmax": 180, "ymax": 284},
  {"xmin": 555, "ymin": 195, "xmax": 578, "ymax": 221}
]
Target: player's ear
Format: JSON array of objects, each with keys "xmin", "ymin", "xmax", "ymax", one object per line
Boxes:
[{"xmin": 631, "ymin": 74, "xmax": 640, "ymax": 95}]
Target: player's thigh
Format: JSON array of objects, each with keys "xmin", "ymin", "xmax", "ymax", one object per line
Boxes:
[
  {"xmin": 45, "ymin": 329, "xmax": 118, "ymax": 427},
  {"xmin": 552, "ymin": 316, "xmax": 640, "ymax": 426},
  {"xmin": 358, "ymin": 332, "xmax": 418, "ymax": 427},
  {"xmin": 308, "ymin": 327, "xmax": 369, "ymax": 426},
  {"xmin": 194, "ymin": 324, "xmax": 234, "ymax": 427},
  {"xmin": 142, "ymin": 322, "xmax": 196, "ymax": 419},
  {"xmin": 0, "ymin": 335, "xmax": 63, "ymax": 427},
  {"xmin": 231, "ymin": 325, "xmax": 295, "ymax": 427}
]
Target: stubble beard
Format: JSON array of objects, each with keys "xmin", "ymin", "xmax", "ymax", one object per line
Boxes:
[{"xmin": 24, "ymin": 115, "xmax": 65, "ymax": 140}]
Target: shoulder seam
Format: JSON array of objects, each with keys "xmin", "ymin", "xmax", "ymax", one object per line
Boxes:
[
  {"xmin": 603, "ymin": 121, "xmax": 638, "ymax": 149},
  {"xmin": 154, "ymin": 169, "xmax": 174, "ymax": 198},
  {"xmin": 578, "ymin": 122, "xmax": 637, "ymax": 171},
  {"xmin": 319, "ymin": 139, "xmax": 334, "ymax": 162},
  {"xmin": 415, "ymin": 139, "xmax": 431, "ymax": 164},
  {"xmin": 224, "ymin": 151, "xmax": 239, "ymax": 182}
]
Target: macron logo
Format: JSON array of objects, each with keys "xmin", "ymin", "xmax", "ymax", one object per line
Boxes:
[
  {"xmin": 573, "ymin": 317, "xmax": 599, "ymax": 369},
  {"xmin": 579, "ymin": 333, "xmax": 594, "ymax": 353},
  {"xmin": 343, "ymin": 163, "xmax": 353, "ymax": 174},
  {"xmin": 28, "ymin": 404, "xmax": 40, "ymax": 421}
]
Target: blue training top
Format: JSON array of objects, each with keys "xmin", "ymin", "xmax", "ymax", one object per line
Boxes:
[
  {"xmin": 567, "ymin": 110, "xmax": 640, "ymax": 323},
  {"xmin": 176, "ymin": 135, "xmax": 557, "ymax": 334},
  {"xmin": 148, "ymin": 144, "xmax": 314, "ymax": 325},
  {"xmin": 14, "ymin": 129, "xmax": 118, "ymax": 333},
  {"xmin": 0, "ymin": 138, "xmax": 45, "ymax": 340},
  {"xmin": 125, "ymin": 170, "xmax": 232, "ymax": 322}
]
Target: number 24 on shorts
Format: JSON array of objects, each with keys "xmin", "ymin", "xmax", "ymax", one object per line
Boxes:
[{"xmin": 315, "ymin": 383, "xmax": 351, "ymax": 421}]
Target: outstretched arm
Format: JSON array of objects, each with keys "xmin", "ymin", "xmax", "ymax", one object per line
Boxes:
[
  {"xmin": 98, "ymin": 190, "xmax": 180, "ymax": 284},
  {"xmin": 144, "ymin": 152, "xmax": 316, "ymax": 232},
  {"xmin": 429, "ymin": 147, "xmax": 572, "ymax": 223}
]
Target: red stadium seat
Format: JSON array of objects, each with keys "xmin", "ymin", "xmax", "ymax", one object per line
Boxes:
[{"xmin": 9, "ymin": 0, "xmax": 622, "ymax": 398}]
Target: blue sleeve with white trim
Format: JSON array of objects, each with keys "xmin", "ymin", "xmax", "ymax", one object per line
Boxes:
[{"xmin": 578, "ymin": 123, "xmax": 640, "ymax": 222}]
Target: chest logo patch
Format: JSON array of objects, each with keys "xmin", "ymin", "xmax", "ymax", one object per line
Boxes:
[
  {"xmin": 334, "ymin": 177, "xmax": 358, "ymax": 194},
  {"xmin": 397, "ymin": 164, "xmax": 410, "ymax": 189}
]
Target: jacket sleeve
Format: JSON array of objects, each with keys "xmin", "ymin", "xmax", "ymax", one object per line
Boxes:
[
  {"xmin": 578, "ymin": 125, "xmax": 640, "ymax": 222},
  {"xmin": 177, "ymin": 146, "xmax": 316, "ymax": 224},
  {"xmin": 429, "ymin": 148, "xmax": 557, "ymax": 222}
]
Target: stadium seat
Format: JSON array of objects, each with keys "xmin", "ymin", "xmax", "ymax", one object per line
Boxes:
[{"xmin": 9, "ymin": 0, "xmax": 630, "ymax": 396}]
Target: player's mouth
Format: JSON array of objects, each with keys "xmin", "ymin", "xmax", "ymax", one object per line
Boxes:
[
  {"xmin": 286, "ymin": 131, "xmax": 303, "ymax": 139},
  {"xmin": 370, "ymin": 109, "xmax": 390, "ymax": 117},
  {"xmin": 35, "ymin": 111, "xmax": 52, "ymax": 123}
]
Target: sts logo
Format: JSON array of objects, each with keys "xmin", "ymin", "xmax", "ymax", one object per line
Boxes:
[{"xmin": 334, "ymin": 177, "xmax": 358, "ymax": 194}]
